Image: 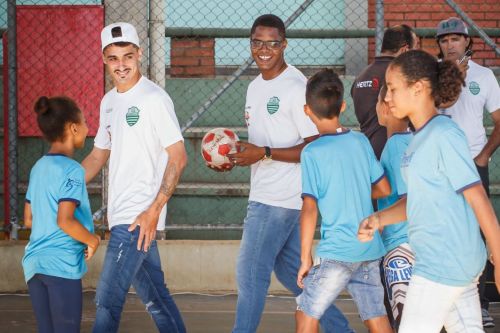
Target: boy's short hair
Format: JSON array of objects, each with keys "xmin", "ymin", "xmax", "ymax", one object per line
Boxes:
[
  {"xmin": 250, "ymin": 14, "xmax": 286, "ymax": 39},
  {"xmin": 306, "ymin": 69, "xmax": 344, "ymax": 119}
]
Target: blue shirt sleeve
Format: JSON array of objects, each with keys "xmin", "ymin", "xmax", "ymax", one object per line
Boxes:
[
  {"xmin": 58, "ymin": 165, "xmax": 85, "ymax": 206},
  {"xmin": 301, "ymin": 148, "xmax": 319, "ymax": 201},
  {"xmin": 26, "ymin": 169, "xmax": 33, "ymax": 203},
  {"xmin": 389, "ymin": 138, "xmax": 408, "ymax": 196},
  {"xmin": 366, "ymin": 137, "xmax": 384, "ymax": 184},
  {"xmin": 438, "ymin": 128, "xmax": 481, "ymax": 193}
]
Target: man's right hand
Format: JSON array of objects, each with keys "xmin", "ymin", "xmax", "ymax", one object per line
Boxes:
[
  {"xmin": 456, "ymin": 58, "xmax": 469, "ymax": 81},
  {"xmin": 227, "ymin": 142, "xmax": 265, "ymax": 166}
]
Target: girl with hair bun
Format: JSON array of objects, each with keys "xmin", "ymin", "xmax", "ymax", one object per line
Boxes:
[
  {"xmin": 23, "ymin": 96, "xmax": 100, "ymax": 333},
  {"xmin": 358, "ymin": 50, "xmax": 500, "ymax": 333}
]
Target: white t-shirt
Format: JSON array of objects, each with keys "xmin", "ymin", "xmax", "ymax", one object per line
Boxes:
[
  {"xmin": 245, "ymin": 65, "xmax": 318, "ymax": 210},
  {"xmin": 439, "ymin": 60, "xmax": 500, "ymax": 158},
  {"xmin": 94, "ymin": 76, "xmax": 184, "ymax": 230}
]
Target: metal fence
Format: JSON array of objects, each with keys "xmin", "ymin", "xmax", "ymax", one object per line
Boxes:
[{"xmin": 1, "ymin": 0, "xmax": 499, "ymax": 239}]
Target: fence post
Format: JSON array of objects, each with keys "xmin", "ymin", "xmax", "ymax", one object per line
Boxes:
[
  {"xmin": 7, "ymin": 0, "xmax": 19, "ymax": 240},
  {"xmin": 149, "ymin": 0, "xmax": 166, "ymax": 88},
  {"xmin": 104, "ymin": 0, "xmax": 149, "ymax": 85},
  {"xmin": 375, "ymin": 0, "xmax": 384, "ymax": 56}
]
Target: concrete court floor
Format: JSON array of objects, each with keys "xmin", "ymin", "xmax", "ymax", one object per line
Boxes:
[{"xmin": 0, "ymin": 292, "xmax": 498, "ymax": 333}]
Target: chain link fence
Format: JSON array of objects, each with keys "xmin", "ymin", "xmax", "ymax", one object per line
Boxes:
[
  {"xmin": 1, "ymin": 0, "xmax": 499, "ymax": 239},
  {"xmin": 0, "ymin": 1, "xmax": 7, "ymax": 237}
]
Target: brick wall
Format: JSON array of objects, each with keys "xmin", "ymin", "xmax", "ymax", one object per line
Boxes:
[
  {"xmin": 170, "ymin": 38, "xmax": 215, "ymax": 78},
  {"xmin": 169, "ymin": 2, "xmax": 499, "ymax": 76},
  {"xmin": 368, "ymin": 0, "xmax": 500, "ymax": 67}
]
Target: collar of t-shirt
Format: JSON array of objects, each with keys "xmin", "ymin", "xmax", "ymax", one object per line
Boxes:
[
  {"xmin": 258, "ymin": 65, "xmax": 292, "ymax": 83},
  {"xmin": 114, "ymin": 75, "xmax": 145, "ymax": 95},
  {"xmin": 374, "ymin": 55, "xmax": 395, "ymax": 63},
  {"xmin": 319, "ymin": 127, "xmax": 351, "ymax": 136},
  {"xmin": 391, "ymin": 128, "xmax": 413, "ymax": 138}
]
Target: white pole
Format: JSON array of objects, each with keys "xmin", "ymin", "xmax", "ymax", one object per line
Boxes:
[{"xmin": 149, "ymin": 0, "xmax": 166, "ymax": 88}]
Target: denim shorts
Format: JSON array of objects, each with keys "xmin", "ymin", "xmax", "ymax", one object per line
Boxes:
[{"xmin": 296, "ymin": 258, "xmax": 386, "ymax": 321}]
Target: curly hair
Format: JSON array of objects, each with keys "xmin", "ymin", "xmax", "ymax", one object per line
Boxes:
[{"xmin": 390, "ymin": 50, "xmax": 464, "ymax": 106}]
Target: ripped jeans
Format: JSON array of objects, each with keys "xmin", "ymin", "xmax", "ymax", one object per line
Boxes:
[{"xmin": 92, "ymin": 225, "xmax": 185, "ymax": 333}]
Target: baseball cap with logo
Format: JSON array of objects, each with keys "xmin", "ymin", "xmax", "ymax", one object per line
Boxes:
[
  {"xmin": 101, "ymin": 22, "xmax": 140, "ymax": 51},
  {"xmin": 436, "ymin": 17, "xmax": 469, "ymax": 39}
]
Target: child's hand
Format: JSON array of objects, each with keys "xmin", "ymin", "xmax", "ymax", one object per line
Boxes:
[
  {"xmin": 297, "ymin": 257, "xmax": 313, "ymax": 289},
  {"xmin": 358, "ymin": 214, "xmax": 380, "ymax": 242},
  {"xmin": 85, "ymin": 234, "xmax": 101, "ymax": 261}
]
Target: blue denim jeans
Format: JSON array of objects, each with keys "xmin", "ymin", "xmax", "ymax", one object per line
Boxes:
[
  {"xmin": 297, "ymin": 258, "xmax": 386, "ymax": 321},
  {"xmin": 232, "ymin": 201, "xmax": 353, "ymax": 333},
  {"xmin": 92, "ymin": 225, "xmax": 185, "ymax": 333}
]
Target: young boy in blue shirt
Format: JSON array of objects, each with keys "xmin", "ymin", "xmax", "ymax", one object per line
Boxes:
[
  {"xmin": 295, "ymin": 69, "xmax": 393, "ymax": 333},
  {"xmin": 376, "ymin": 84, "xmax": 414, "ymax": 331}
]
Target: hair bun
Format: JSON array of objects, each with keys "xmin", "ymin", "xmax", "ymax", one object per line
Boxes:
[{"xmin": 34, "ymin": 96, "xmax": 50, "ymax": 115}]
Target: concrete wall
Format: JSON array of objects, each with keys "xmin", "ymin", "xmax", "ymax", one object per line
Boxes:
[{"xmin": 0, "ymin": 240, "xmax": 290, "ymax": 293}]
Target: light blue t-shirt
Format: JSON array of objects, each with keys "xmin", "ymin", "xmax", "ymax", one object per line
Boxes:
[
  {"xmin": 401, "ymin": 115, "xmax": 486, "ymax": 286},
  {"xmin": 301, "ymin": 130, "xmax": 386, "ymax": 262},
  {"xmin": 378, "ymin": 131, "xmax": 412, "ymax": 252},
  {"xmin": 22, "ymin": 154, "xmax": 94, "ymax": 282}
]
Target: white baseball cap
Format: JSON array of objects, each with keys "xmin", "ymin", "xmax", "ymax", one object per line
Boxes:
[{"xmin": 101, "ymin": 22, "xmax": 140, "ymax": 51}]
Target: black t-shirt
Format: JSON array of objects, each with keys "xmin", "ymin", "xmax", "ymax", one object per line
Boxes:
[{"xmin": 350, "ymin": 56, "xmax": 394, "ymax": 159}]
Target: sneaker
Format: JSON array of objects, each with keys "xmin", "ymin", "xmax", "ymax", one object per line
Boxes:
[{"xmin": 482, "ymin": 308, "xmax": 495, "ymax": 328}]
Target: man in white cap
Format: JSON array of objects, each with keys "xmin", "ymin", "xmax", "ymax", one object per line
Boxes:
[
  {"xmin": 437, "ymin": 17, "xmax": 500, "ymax": 328},
  {"xmin": 82, "ymin": 22, "xmax": 187, "ymax": 333}
]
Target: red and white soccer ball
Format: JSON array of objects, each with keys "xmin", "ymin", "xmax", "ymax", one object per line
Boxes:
[{"xmin": 201, "ymin": 128, "xmax": 240, "ymax": 168}]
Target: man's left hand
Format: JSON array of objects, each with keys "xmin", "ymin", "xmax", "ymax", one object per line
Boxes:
[
  {"xmin": 129, "ymin": 208, "xmax": 160, "ymax": 252},
  {"xmin": 227, "ymin": 142, "xmax": 265, "ymax": 166}
]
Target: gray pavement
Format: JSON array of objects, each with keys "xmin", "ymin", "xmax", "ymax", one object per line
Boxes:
[{"xmin": 0, "ymin": 292, "xmax": 498, "ymax": 332}]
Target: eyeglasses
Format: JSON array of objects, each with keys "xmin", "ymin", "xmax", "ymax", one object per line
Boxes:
[{"xmin": 250, "ymin": 39, "xmax": 283, "ymax": 50}]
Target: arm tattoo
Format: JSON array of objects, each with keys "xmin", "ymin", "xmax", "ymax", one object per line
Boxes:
[{"xmin": 159, "ymin": 162, "xmax": 179, "ymax": 199}]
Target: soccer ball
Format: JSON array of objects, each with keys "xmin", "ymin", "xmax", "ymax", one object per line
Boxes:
[{"xmin": 201, "ymin": 128, "xmax": 240, "ymax": 168}]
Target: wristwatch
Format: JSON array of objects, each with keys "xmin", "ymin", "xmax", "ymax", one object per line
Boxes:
[{"xmin": 262, "ymin": 146, "xmax": 272, "ymax": 160}]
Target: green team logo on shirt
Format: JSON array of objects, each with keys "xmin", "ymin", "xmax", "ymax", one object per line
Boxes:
[
  {"xmin": 267, "ymin": 96, "xmax": 280, "ymax": 115},
  {"xmin": 469, "ymin": 81, "xmax": 480, "ymax": 95},
  {"xmin": 126, "ymin": 106, "xmax": 140, "ymax": 126}
]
